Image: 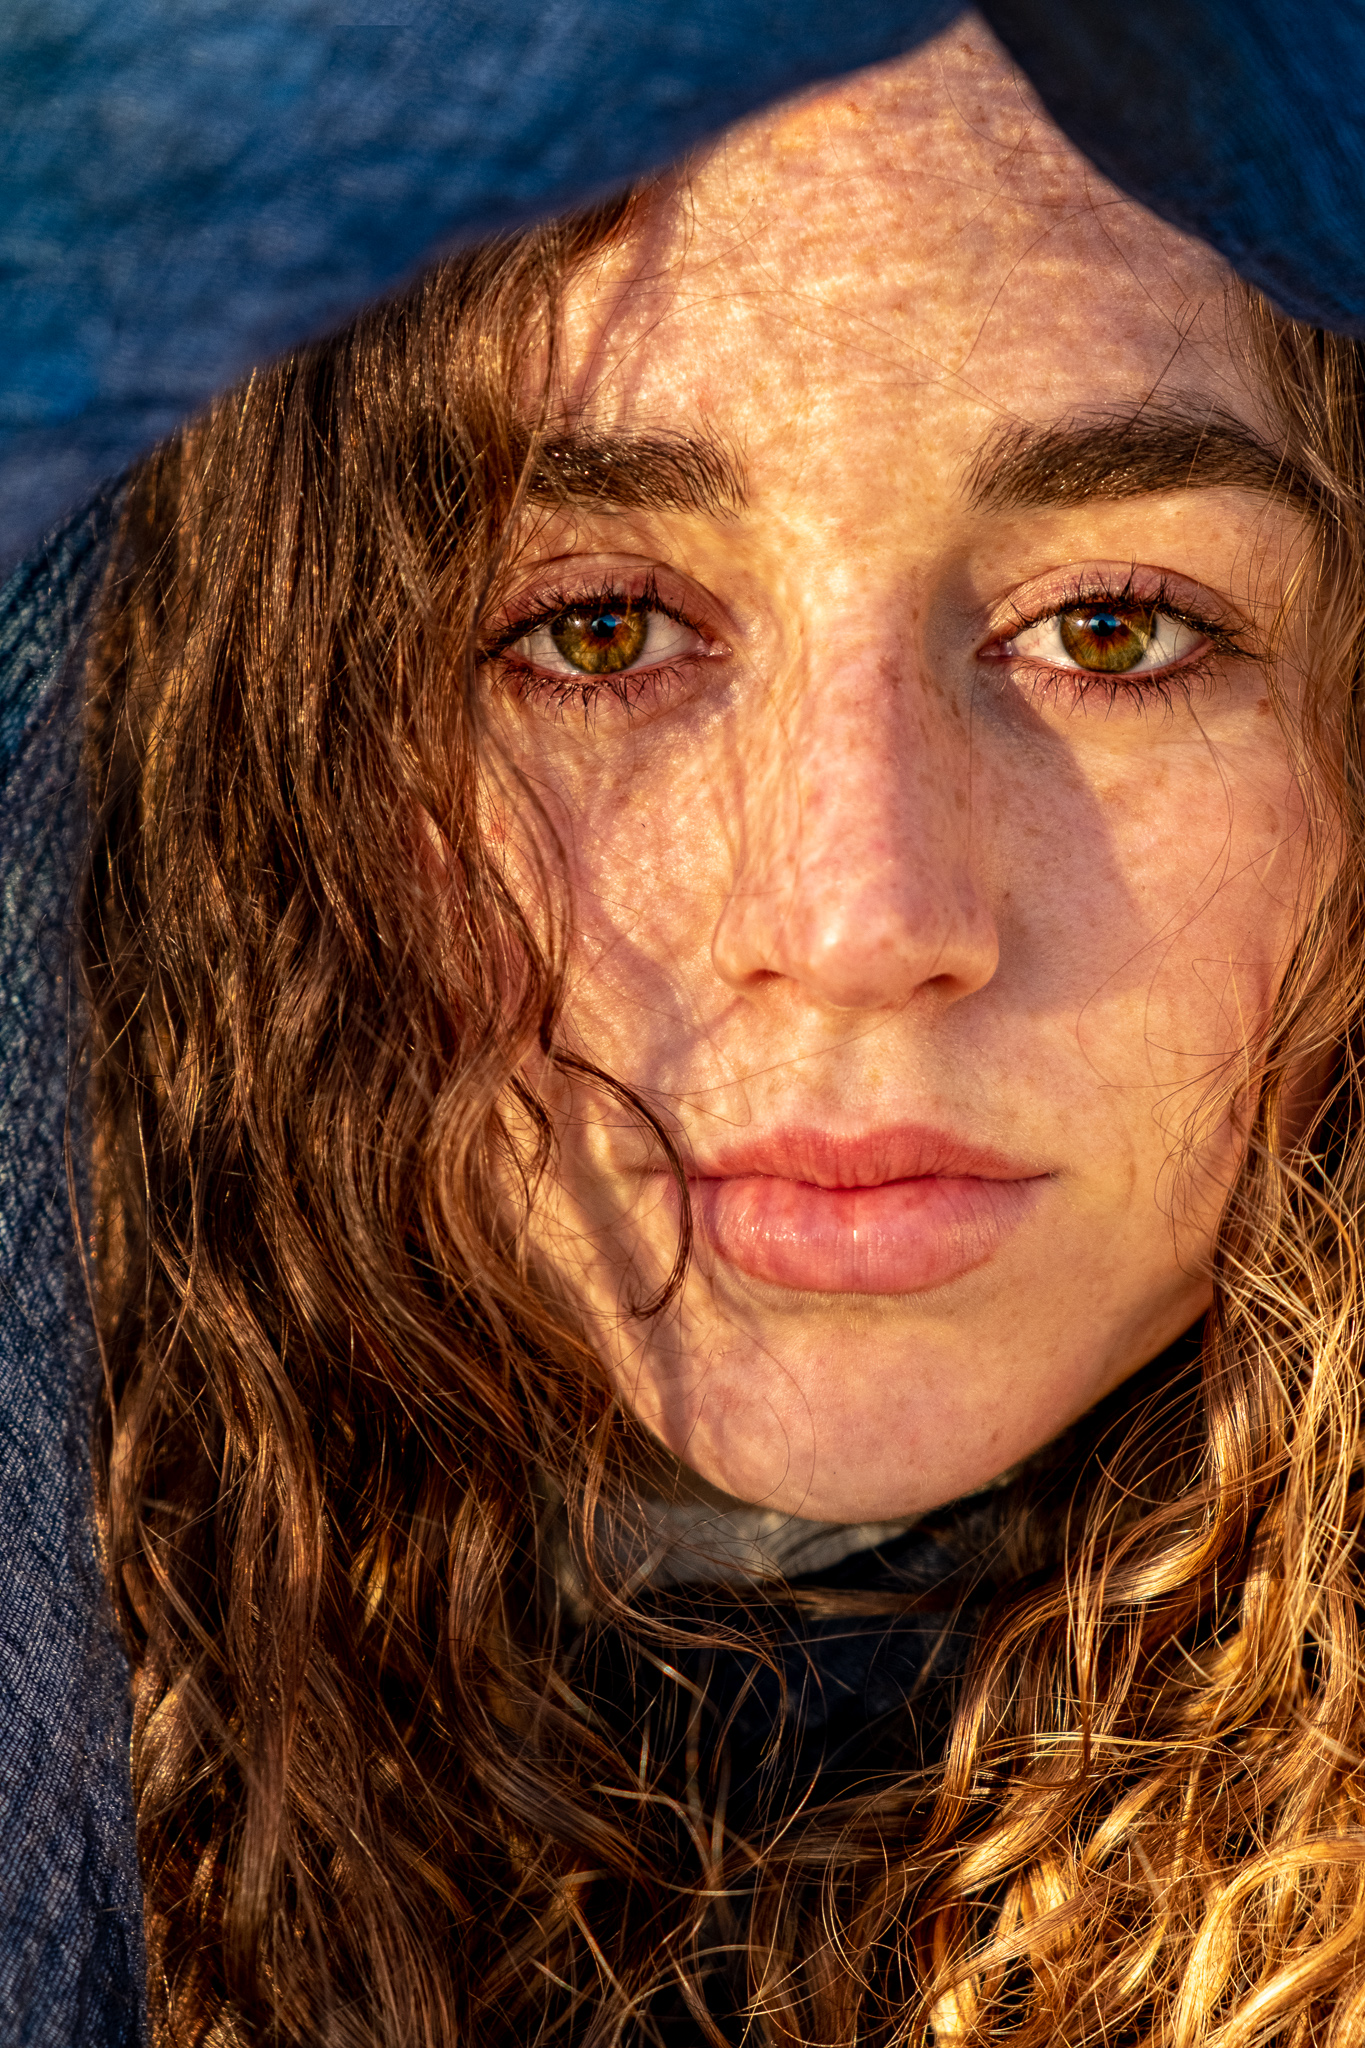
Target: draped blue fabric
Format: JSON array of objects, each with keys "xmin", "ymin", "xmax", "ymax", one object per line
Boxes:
[
  {"xmin": 2, "ymin": 2, "xmax": 1364, "ymax": 2035},
  {"xmin": 5, "ymin": 0, "xmax": 1365, "ymax": 572},
  {"xmin": 0, "ymin": 496, "xmax": 142, "ymax": 2045}
]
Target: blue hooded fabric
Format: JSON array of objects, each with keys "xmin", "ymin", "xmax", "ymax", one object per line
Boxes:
[
  {"xmin": 3, "ymin": 2, "xmax": 1365, "ymax": 2036},
  {"xmin": 6, "ymin": 0, "xmax": 1365, "ymax": 573},
  {"xmin": 0, "ymin": 493, "xmax": 143, "ymax": 2046}
]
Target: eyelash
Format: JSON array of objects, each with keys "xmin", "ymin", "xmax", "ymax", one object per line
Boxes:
[
  {"xmin": 482, "ymin": 572, "xmax": 704, "ymax": 721},
  {"xmin": 482, "ymin": 569, "xmax": 1250, "ymax": 721},
  {"xmin": 995, "ymin": 571, "xmax": 1249, "ymax": 709}
]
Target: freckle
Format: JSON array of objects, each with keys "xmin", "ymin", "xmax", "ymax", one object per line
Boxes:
[{"xmin": 1255, "ymin": 697, "xmax": 1272, "ymax": 717}]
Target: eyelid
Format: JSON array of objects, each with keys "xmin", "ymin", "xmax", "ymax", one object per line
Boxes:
[
  {"xmin": 982, "ymin": 570, "xmax": 1251, "ymax": 666},
  {"xmin": 482, "ymin": 560, "xmax": 723, "ymax": 661},
  {"xmin": 481, "ymin": 562, "xmax": 728, "ymax": 726}
]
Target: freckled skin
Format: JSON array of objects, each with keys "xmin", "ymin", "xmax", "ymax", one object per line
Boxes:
[{"xmin": 495, "ymin": 16, "xmax": 1320, "ymax": 1520}]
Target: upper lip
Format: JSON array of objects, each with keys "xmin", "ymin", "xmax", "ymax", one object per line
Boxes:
[{"xmin": 679, "ymin": 1124, "xmax": 1050, "ymax": 1188}]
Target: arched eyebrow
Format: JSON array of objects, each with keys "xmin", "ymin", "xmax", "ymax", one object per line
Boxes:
[
  {"xmin": 523, "ymin": 428, "xmax": 747, "ymax": 515},
  {"xmin": 966, "ymin": 405, "xmax": 1316, "ymax": 513}
]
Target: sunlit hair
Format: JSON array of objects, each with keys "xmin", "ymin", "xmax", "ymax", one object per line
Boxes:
[{"xmin": 83, "ymin": 181, "xmax": 1365, "ymax": 2045}]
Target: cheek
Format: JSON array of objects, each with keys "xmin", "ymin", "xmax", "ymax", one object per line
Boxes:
[
  {"xmin": 555, "ymin": 748, "xmax": 736, "ymax": 1038},
  {"xmin": 1003, "ymin": 733, "xmax": 1311, "ymax": 1097}
]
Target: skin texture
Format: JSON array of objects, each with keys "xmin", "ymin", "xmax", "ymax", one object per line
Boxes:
[{"xmin": 486, "ymin": 16, "xmax": 1319, "ymax": 1521}]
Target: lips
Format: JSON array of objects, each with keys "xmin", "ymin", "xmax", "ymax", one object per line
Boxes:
[{"xmin": 682, "ymin": 1125, "xmax": 1048, "ymax": 1296}]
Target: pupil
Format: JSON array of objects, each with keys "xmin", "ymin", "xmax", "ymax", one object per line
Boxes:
[
  {"xmin": 550, "ymin": 601, "xmax": 648, "ymax": 675},
  {"xmin": 1059, "ymin": 603, "xmax": 1155, "ymax": 674}
]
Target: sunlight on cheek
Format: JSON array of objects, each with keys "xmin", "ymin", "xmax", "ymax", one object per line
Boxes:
[{"xmin": 510, "ymin": 657, "xmax": 1317, "ymax": 1521}]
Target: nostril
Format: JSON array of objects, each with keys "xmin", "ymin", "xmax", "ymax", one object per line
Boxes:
[{"xmin": 712, "ymin": 875, "xmax": 999, "ymax": 1011}]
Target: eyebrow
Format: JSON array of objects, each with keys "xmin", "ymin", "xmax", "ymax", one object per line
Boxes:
[
  {"xmin": 966, "ymin": 404, "xmax": 1316, "ymax": 514},
  {"xmin": 523, "ymin": 428, "xmax": 747, "ymax": 516},
  {"xmin": 515, "ymin": 407, "xmax": 1311, "ymax": 522}
]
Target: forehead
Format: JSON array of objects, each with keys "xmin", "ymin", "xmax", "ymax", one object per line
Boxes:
[{"xmin": 558, "ymin": 20, "xmax": 1254, "ymax": 467}]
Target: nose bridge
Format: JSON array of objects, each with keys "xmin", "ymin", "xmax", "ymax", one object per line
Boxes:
[{"xmin": 711, "ymin": 633, "xmax": 999, "ymax": 1011}]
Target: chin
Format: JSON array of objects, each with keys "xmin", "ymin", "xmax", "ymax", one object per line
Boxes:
[{"xmin": 632, "ymin": 1356, "xmax": 1036, "ymax": 1523}]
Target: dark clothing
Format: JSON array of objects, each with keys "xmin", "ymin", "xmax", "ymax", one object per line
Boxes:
[
  {"xmin": 569, "ymin": 1521, "xmax": 982, "ymax": 2046},
  {"xmin": 3, "ymin": 2, "xmax": 1365, "ymax": 2035},
  {"xmin": 583, "ymin": 1522, "xmax": 974, "ymax": 1825}
]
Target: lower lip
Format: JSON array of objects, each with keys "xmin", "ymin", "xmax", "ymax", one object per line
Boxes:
[{"xmin": 693, "ymin": 1174, "xmax": 1043, "ymax": 1295}]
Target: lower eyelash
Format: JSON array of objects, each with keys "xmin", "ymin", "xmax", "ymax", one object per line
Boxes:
[
  {"xmin": 1005, "ymin": 650, "xmax": 1224, "ymax": 716},
  {"xmin": 493, "ymin": 574, "xmax": 1247, "ymax": 721},
  {"xmin": 498, "ymin": 657, "xmax": 693, "ymax": 726},
  {"xmin": 481, "ymin": 573, "xmax": 708, "ymax": 722},
  {"xmin": 993, "ymin": 574, "xmax": 1250, "ymax": 711}
]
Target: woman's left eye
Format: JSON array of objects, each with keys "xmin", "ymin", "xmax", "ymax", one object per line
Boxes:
[
  {"xmin": 507, "ymin": 599, "xmax": 706, "ymax": 679},
  {"xmin": 1003, "ymin": 601, "xmax": 1205, "ymax": 676}
]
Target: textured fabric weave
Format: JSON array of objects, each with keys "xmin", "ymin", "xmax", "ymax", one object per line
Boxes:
[
  {"xmin": 0, "ymin": 499, "xmax": 142, "ymax": 2046},
  {"xmin": 6, "ymin": 0, "xmax": 1365, "ymax": 568}
]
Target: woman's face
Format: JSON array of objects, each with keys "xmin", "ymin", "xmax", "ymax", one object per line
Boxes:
[{"xmin": 489, "ymin": 18, "xmax": 1318, "ymax": 1521}]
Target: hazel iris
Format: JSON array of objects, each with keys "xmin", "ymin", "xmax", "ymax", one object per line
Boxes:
[
  {"xmin": 550, "ymin": 602, "xmax": 649, "ymax": 675},
  {"xmin": 1058, "ymin": 603, "xmax": 1156, "ymax": 674}
]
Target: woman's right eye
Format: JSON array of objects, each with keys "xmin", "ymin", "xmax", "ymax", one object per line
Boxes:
[{"xmin": 506, "ymin": 598, "xmax": 708, "ymax": 680}]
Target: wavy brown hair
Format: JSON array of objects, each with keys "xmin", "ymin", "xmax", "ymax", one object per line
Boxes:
[{"xmin": 83, "ymin": 185, "xmax": 1365, "ymax": 2047}]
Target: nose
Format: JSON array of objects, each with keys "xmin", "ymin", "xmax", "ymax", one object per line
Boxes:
[{"xmin": 710, "ymin": 643, "xmax": 999, "ymax": 1013}]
